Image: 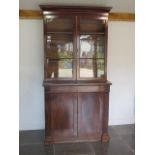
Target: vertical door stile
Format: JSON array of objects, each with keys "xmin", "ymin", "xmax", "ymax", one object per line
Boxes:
[
  {"xmin": 76, "ymin": 16, "xmax": 80, "ymax": 137},
  {"xmin": 104, "ymin": 18, "xmax": 108, "ymax": 80},
  {"xmin": 44, "ymin": 16, "xmax": 47, "ymax": 79},
  {"xmin": 76, "ymin": 16, "xmax": 80, "ymax": 80},
  {"xmin": 77, "ymin": 88, "xmax": 79, "ymax": 137},
  {"xmin": 73, "ymin": 16, "xmax": 77, "ymax": 80}
]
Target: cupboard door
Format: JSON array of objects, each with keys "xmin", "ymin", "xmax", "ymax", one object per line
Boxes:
[
  {"xmin": 45, "ymin": 93, "xmax": 77, "ymax": 138},
  {"xmin": 78, "ymin": 92, "xmax": 103, "ymax": 137}
]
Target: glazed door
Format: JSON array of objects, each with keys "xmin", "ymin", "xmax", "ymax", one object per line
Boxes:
[
  {"xmin": 45, "ymin": 93, "xmax": 77, "ymax": 138},
  {"xmin": 77, "ymin": 16, "xmax": 107, "ymax": 81},
  {"xmin": 78, "ymin": 92, "xmax": 103, "ymax": 137},
  {"xmin": 44, "ymin": 15, "xmax": 76, "ymax": 80}
]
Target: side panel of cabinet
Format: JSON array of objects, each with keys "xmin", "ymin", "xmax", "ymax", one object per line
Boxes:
[
  {"xmin": 45, "ymin": 92, "xmax": 77, "ymax": 138},
  {"xmin": 78, "ymin": 92, "xmax": 103, "ymax": 137}
]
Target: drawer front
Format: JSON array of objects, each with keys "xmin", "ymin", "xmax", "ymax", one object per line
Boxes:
[
  {"xmin": 77, "ymin": 86, "xmax": 107, "ymax": 92},
  {"xmin": 45, "ymin": 85, "xmax": 109, "ymax": 93},
  {"xmin": 45, "ymin": 86, "xmax": 77, "ymax": 93}
]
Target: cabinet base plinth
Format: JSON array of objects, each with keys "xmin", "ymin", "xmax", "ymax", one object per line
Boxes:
[{"xmin": 45, "ymin": 136, "xmax": 103, "ymax": 144}]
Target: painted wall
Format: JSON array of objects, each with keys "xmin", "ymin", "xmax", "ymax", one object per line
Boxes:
[
  {"xmin": 108, "ymin": 22, "xmax": 135, "ymax": 125},
  {"xmin": 19, "ymin": 20, "xmax": 135, "ymax": 130},
  {"xmin": 19, "ymin": 0, "xmax": 135, "ymax": 13}
]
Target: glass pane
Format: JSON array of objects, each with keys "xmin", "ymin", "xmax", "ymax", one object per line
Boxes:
[
  {"xmin": 80, "ymin": 59, "xmax": 104, "ymax": 78},
  {"xmin": 46, "ymin": 59, "xmax": 73, "ymax": 78},
  {"xmin": 46, "ymin": 16, "xmax": 73, "ymax": 32},
  {"xmin": 80, "ymin": 19, "xmax": 105, "ymax": 33},
  {"xmin": 80, "ymin": 35, "xmax": 104, "ymax": 58},
  {"xmin": 46, "ymin": 34, "xmax": 73, "ymax": 59}
]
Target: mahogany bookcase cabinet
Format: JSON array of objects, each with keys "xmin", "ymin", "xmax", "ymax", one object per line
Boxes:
[{"xmin": 40, "ymin": 5, "xmax": 112, "ymax": 144}]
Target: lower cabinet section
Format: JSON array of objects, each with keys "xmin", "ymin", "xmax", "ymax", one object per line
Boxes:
[{"xmin": 44, "ymin": 84, "xmax": 110, "ymax": 144}]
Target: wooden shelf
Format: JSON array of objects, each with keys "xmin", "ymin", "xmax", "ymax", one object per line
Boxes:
[
  {"xmin": 46, "ymin": 32, "xmax": 73, "ymax": 34},
  {"xmin": 80, "ymin": 32, "xmax": 104, "ymax": 35},
  {"xmin": 47, "ymin": 58, "xmax": 74, "ymax": 60}
]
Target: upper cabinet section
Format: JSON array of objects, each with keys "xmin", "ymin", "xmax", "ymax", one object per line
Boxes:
[{"xmin": 40, "ymin": 5, "xmax": 111, "ymax": 82}]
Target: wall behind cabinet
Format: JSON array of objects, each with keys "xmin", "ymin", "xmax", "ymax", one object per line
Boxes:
[
  {"xmin": 108, "ymin": 22, "xmax": 135, "ymax": 125},
  {"xmin": 19, "ymin": 20, "xmax": 135, "ymax": 130},
  {"xmin": 19, "ymin": 20, "xmax": 44, "ymax": 130}
]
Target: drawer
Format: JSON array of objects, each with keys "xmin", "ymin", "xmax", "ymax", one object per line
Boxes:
[
  {"xmin": 77, "ymin": 86, "xmax": 108, "ymax": 92},
  {"xmin": 45, "ymin": 84, "xmax": 110, "ymax": 93},
  {"xmin": 45, "ymin": 86, "xmax": 77, "ymax": 93}
]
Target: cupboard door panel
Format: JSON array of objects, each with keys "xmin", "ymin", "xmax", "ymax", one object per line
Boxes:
[
  {"xmin": 78, "ymin": 92, "xmax": 103, "ymax": 137},
  {"xmin": 45, "ymin": 93, "xmax": 77, "ymax": 138}
]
